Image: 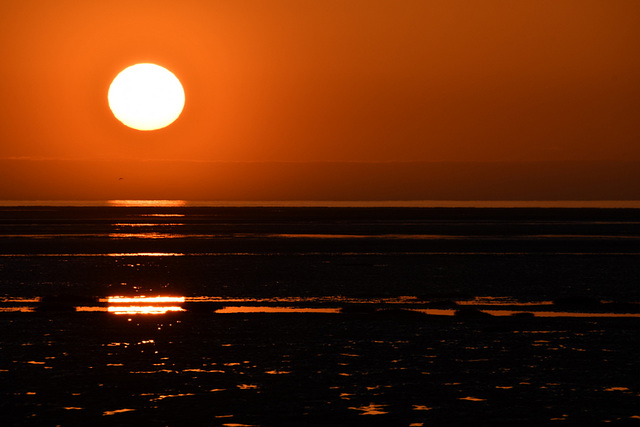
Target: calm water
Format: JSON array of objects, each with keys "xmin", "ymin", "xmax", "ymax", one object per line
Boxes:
[
  {"xmin": 1, "ymin": 205, "xmax": 640, "ymax": 425},
  {"xmin": 1, "ymin": 204, "xmax": 639, "ymax": 302}
]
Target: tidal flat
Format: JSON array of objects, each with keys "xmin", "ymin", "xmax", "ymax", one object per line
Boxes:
[
  {"xmin": 2, "ymin": 311, "xmax": 640, "ymax": 426},
  {"xmin": 1, "ymin": 206, "xmax": 640, "ymax": 425}
]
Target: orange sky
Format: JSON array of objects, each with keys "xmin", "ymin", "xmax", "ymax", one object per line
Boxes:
[{"xmin": 1, "ymin": 1, "xmax": 639, "ymax": 200}]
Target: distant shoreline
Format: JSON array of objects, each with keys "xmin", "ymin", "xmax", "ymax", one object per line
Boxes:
[{"xmin": 1, "ymin": 200, "xmax": 640, "ymax": 208}]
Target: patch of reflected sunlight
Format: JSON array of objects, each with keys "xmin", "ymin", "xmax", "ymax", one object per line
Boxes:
[
  {"xmin": 107, "ymin": 296, "xmax": 185, "ymax": 315},
  {"xmin": 76, "ymin": 306, "xmax": 107, "ymax": 312},
  {"xmin": 103, "ymin": 408, "xmax": 136, "ymax": 416},
  {"xmin": 106, "ymin": 252, "xmax": 184, "ymax": 257},
  {"xmin": 0, "ymin": 297, "xmax": 39, "ymax": 313},
  {"xmin": 217, "ymin": 306, "xmax": 339, "ymax": 314},
  {"xmin": 0, "ymin": 307, "xmax": 34, "ymax": 312},
  {"xmin": 113, "ymin": 223, "xmax": 185, "ymax": 227},
  {"xmin": 187, "ymin": 296, "xmax": 355, "ymax": 304},
  {"xmin": 458, "ymin": 396, "xmax": 487, "ymax": 402},
  {"xmin": 151, "ymin": 393, "xmax": 196, "ymax": 401},
  {"xmin": 108, "ymin": 232, "xmax": 185, "ymax": 239},
  {"xmin": 237, "ymin": 384, "xmax": 259, "ymax": 390},
  {"xmin": 0, "ymin": 297, "xmax": 39, "ymax": 303},
  {"xmin": 421, "ymin": 309, "xmax": 457, "ymax": 316},
  {"xmin": 107, "ymin": 296, "xmax": 185, "ymax": 304},
  {"xmin": 108, "ymin": 306, "xmax": 184, "ymax": 314},
  {"xmin": 349, "ymin": 403, "xmax": 389, "ymax": 415},
  {"xmin": 108, "ymin": 200, "xmax": 187, "ymax": 207},
  {"xmin": 274, "ymin": 233, "xmax": 465, "ymax": 240},
  {"xmin": 604, "ymin": 387, "xmax": 631, "ymax": 392},
  {"xmin": 459, "ymin": 297, "xmax": 552, "ymax": 306}
]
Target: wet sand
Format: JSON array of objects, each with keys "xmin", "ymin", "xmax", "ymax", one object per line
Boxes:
[
  {"xmin": 2, "ymin": 311, "xmax": 640, "ymax": 426},
  {"xmin": 2, "ymin": 206, "xmax": 640, "ymax": 425}
]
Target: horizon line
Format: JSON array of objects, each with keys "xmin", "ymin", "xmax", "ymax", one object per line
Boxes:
[
  {"xmin": 2, "ymin": 158, "xmax": 640, "ymax": 164},
  {"xmin": 1, "ymin": 200, "xmax": 640, "ymax": 208}
]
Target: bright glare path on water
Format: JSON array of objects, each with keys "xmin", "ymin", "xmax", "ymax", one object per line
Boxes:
[
  {"xmin": 107, "ymin": 306, "xmax": 184, "ymax": 314},
  {"xmin": 106, "ymin": 253, "xmax": 185, "ymax": 257},
  {"xmin": 106, "ymin": 296, "xmax": 186, "ymax": 314},
  {"xmin": 107, "ymin": 200, "xmax": 187, "ymax": 207},
  {"xmin": 106, "ymin": 296, "xmax": 185, "ymax": 304}
]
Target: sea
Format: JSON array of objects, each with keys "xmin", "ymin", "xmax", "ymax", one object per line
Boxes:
[{"xmin": 1, "ymin": 201, "xmax": 639, "ymax": 425}]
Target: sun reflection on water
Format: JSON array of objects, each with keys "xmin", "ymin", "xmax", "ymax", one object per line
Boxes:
[
  {"xmin": 348, "ymin": 403, "xmax": 388, "ymax": 415},
  {"xmin": 108, "ymin": 233, "xmax": 184, "ymax": 239},
  {"xmin": 103, "ymin": 408, "xmax": 136, "ymax": 416},
  {"xmin": 107, "ymin": 200, "xmax": 187, "ymax": 207},
  {"xmin": 105, "ymin": 252, "xmax": 185, "ymax": 257},
  {"xmin": 107, "ymin": 306, "xmax": 184, "ymax": 314},
  {"xmin": 107, "ymin": 296, "xmax": 185, "ymax": 304},
  {"xmin": 107, "ymin": 296, "xmax": 185, "ymax": 314}
]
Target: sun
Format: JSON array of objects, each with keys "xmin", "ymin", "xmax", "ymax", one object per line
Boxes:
[{"xmin": 108, "ymin": 63, "xmax": 185, "ymax": 131}]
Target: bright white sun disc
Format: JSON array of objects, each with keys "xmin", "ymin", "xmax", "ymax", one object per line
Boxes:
[{"xmin": 108, "ymin": 63, "xmax": 185, "ymax": 131}]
